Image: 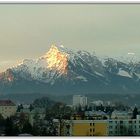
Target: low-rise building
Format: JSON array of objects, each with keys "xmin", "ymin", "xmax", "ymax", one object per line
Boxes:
[
  {"xmin": 108, "ymin": 115, "xmax": 140, "ymax": 136},
  {"xmin": 90, "ymin": 100, "xmax": 104, "ymax": 106},
  {"xmin": 61, "ymin": 114, "xmax": 140, "ymax": 136},
  {"xmin": 62, "ymin": 120, "xmax": 108, "ymax": 136},
  {"xmin": 85, "ymin": 111, "xmax": 109, "ymax": 120},
  {"xmin": 0, "ymin": 100, "xmax": 16, "ymax": 118},
  {"xmin": 111, "ymin": 110, "xmax": 132, "ymax": 119},
  {"xmin": 71, "ymin": 114, "xmax": 83, "ymax": 120},
  {"xmin": 16, "ymin": 108, "xmax": 46, "ymax": 125}
]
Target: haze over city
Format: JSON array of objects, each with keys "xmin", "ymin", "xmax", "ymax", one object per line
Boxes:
[{"xmin": 0, "ymin": 4, "xmax": 140, "ymax": 72}]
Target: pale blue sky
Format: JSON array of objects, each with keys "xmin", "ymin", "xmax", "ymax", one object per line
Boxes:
[{"xmin": 0, "ymin": 4, "xmax": 140, "ymax": 71}]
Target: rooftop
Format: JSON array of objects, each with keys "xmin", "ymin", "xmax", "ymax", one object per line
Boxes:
[{"xmin": 0, "ymin": 100, "xmax": 15, "ymax": 106}]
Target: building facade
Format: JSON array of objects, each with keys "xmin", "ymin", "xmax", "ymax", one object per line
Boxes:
[
  {"xmin": 61, "ymin": 115, "xmax": 140, "ymax": 136},
  {"xmin": 111, "ymin": 110, "xmax": 132, "ymax": 119},
  {"xmin": 62, "ymin": 120, "xmax": 108, "ymax": 136},
  {"xmin": 108, "ymin": 115, "xmax": 140, "ymax": 136},
  {"xmin": 73, "ymin": 95, "xmax": 87, "ymax": 108},
  {"xmin": 0, "ymin": 100, "xmax": 16, "ymax": 118}
]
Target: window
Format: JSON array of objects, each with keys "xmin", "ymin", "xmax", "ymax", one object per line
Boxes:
[
  {"xmin": 93, "ymin": 128, "xmax": 95, "ymax": 132},
  {"xmin": 90, "ymin": 123, "xmax": 92, "ymax": 126},
  {"xmin": 109, "ymin": 126, "xmax": 113, "ymax": 129},
  {"xmin": 120, "ymin": 121, "xmax": 123, "ymax": 124},
  {"xmin": 90, "ymin": 128, "xmax": 92, "ymax": 132}
]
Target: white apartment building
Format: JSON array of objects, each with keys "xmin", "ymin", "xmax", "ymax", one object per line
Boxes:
[
  {"xmin": 73, "ymin": 95, "xmax": 87, "ymax": 108},
  {"xmin": 108, "ymin": 115, "xmax": 140, "ymax": 136}
]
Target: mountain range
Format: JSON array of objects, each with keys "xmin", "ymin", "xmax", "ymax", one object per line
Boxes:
[{"xmin": 0, "ymin": 44, "xmax": 140, "ymax": 95}]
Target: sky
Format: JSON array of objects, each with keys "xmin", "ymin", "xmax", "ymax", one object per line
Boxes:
[{"xmin": 0, "ymin": 4, "xmax": 140, "ymax": 72}]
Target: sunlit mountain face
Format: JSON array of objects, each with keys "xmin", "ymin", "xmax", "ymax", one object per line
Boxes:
[
  {"xmin": 41, "ymin": 44, "xmax": 68, "ymax": 74},
  {"xmin": 0, "ymin": 44, "xmax": 140, "ymax": 95}
]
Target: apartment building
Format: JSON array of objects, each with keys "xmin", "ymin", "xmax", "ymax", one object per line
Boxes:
[
  {"xmin": 108, "ymin": 115, "xmax": 140, "ymax": 136},
  {"xmin": 73, "ymin": 95, "xmax": 87, "ymax": 108},
  {"xmin": 0, "ymin": 100, "xmax": 16, "ymax": 118},
  {"xmin": 62, "ymin": 120, "xmax": 108, "ymax": 136},
  {"xmin": 62, "ymin": 114, "xmax": 140, "ymax": 136}
]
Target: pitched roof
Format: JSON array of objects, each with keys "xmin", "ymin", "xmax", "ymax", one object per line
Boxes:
[{"xmin": 0, "ymin": 100, "xmax": 15, "ymax": 106}]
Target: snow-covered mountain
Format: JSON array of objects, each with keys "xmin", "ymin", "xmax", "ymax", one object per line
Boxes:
[{"xmin": 0, "ymin": 44, "xmax": 140, "ymax": 94}]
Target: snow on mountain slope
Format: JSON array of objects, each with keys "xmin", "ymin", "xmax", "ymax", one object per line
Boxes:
[
  {"xmin": 1, "ymin": 44, "xmax": 140, "ymax": 94},
  {"xmin": 12, "ymin": 45, "xmax": 68, "ymax": 84},
  {"xmin": 117, "ymin": 68, "xmax": 132, "ymax": 78},
  {"xmin": 9, "ymin": 44, "xmax": 106, "ymax": 85}
]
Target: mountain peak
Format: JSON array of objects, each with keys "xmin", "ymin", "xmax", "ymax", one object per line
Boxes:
[
  {"xmin": 48, "ymin": 44, "xmax": 58, "ymax": 52},
  {"xmin": 1, "ymin": 44, "xmax": 140, "ymax": 94},
  {"xmin": 42, "ymin": 44, "xmax": 68, "ymax": 74}
]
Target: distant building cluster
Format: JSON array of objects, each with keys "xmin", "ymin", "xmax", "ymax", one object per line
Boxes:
[
  {"xmin": 0, "ymin": 95, "xmax": 140, "ymax": 136},
  {"xmin": 61, "ymin": 115, "xmax": 140, "ymax": 136}
]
